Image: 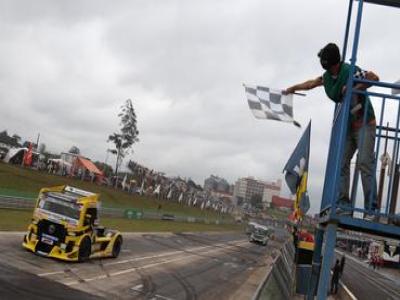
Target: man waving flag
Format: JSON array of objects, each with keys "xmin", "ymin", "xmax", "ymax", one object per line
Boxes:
[{"xmin": 283, "ymin": 121, "xmax": 311, "ymax": 220}]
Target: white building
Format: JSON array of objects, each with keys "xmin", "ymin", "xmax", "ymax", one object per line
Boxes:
[
  {"xmin": 233, "ymin": 177, "xmax": 281, "ymax": 208},
  {"xmin": 262, "ymin": 179, "xmax": 282, "ymax": 208}
]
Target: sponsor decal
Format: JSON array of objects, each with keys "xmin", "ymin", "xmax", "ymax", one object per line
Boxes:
[{"xmin": 41, "ymin": 237, "xmax": 54, "ymax": 245}]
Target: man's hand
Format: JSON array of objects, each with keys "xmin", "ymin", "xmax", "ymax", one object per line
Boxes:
[{"xmin": 283, "ymin": 87, "xmax": 296, "ymax": 95}]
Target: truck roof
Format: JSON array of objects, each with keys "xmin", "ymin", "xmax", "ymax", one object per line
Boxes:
[
  {"xmin": 64, "ymin": 186, "xmax": 96, "ymax": 197},
  {"xmin": 42, "ymin": 186, "xmax": 98, "ymax": 204},
  {"xmin": 254, "ymin": 224, "xmax": 269, "ymax": 230}
]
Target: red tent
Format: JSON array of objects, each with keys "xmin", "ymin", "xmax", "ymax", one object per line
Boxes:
[{"xmin": 75, "ymin": 157, "xmax": 103, "ymax": 176}]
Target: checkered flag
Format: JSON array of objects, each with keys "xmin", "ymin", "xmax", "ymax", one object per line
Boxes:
[{"xmin": 243, "ymin": 84, "xmax": 300, "ymax": 127}]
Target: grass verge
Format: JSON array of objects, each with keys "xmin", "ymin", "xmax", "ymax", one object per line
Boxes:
[
  {"xmin": 0, "ymin": 208, "xmax": 243, "ymax": 232},
  {"xmin": 0, "ymin": 162, "xmax": 231, "ymax": 221}
]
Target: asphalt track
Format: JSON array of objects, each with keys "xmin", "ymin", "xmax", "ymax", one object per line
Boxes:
[
  {"xmin": 335, "ymin": 250, "xmax": 400, "ymax": 300},
  {"xmin": 0, "ymin": 231, "xmax": 286, "ymax": 300}
]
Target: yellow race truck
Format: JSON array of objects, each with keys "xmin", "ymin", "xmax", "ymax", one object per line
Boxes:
[{"xmin": 22, "ymin": 185, "xmax": 122, "ymax": 262}]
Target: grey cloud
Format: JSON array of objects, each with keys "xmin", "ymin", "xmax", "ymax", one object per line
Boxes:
[{"xmin": 0, "ymin": 0, "xmax": 398, "ymax": 214}]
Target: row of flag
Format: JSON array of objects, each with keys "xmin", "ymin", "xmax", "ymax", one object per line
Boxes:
[{"xmin": 120, "ymin": 174, "xmax": 231, "ymax": 213}]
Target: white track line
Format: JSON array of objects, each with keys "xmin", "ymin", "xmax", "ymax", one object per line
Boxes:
[
  {"xmin": 339, "ymin": 281, "xmax": 357, "ymax": 300},
  {"xmin": 334, "ymin": 250, "xmax": 358, "ymax": 300},
  {"xmin": 152, "ymin": 294, "xmax": 174, "ymax": 300},
  {"xmin": 39, "ymin": 270, "xmax": 78, "ymax": 277},
  {"xmin": 130, "ymin": 284, "xmax": 143, "ymax": 292},
  {"xmin": 105, "ymin": 240, "xmax": 246, "ymax": 266},
  {"xmin": 329, "ymin": 269, "xmax": 357, "ymax": 300},
  {"xmin": 38, "ymin": 239, "xmax": 247, "ymax": 277},
  {"xmin": 63, "ymin": 241, "xmax": 250, "ymax": 286}
]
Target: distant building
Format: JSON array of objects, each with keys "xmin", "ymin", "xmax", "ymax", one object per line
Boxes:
[
  {"xmin": 233, "ymin": 177, "xmax": 281, "ymax": 207},
  {"xmin": 271, "ymin": 195, "xmax": 294, "ymax": 210},
  {"xmin": 204, "ymin": 175, "xmax": 230, "ymax": 193},
  {"xmin": 262, "ymin": 180, "xmax": 282, "ymax": 208}
]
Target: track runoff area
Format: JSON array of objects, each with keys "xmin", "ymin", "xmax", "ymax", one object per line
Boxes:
[{"xmin": 0, "ymin": 231, "xmax": 288, "ymax": 300}]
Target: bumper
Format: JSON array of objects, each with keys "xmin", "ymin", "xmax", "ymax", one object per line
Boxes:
[
  {"xmin": 250, "ymin": 235, "xmax": 268, "ymax": 244},
  {"xmin": 22, "ymin": 231, "xmax": 121, "ymax": 261},
  {"xmin": 22, "ymin": 237, "xmax": 80, "ymax": 262}
]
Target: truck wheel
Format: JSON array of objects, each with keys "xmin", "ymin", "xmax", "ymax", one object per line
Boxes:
[
  {"xmin": 111, "ymin": 236, "xmax": 122, "ymax": 258},
  {"xmin": 78, "ymin": 237, "xmax": 91, "ymax": 262}
]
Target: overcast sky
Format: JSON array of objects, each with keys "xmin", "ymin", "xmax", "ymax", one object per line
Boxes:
[{"xmin": 1, "ymin": 0, "xmax": 399, "ymax": 213}]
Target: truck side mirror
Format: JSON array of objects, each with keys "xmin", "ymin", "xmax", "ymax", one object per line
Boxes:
[{"xmin": 84, "ymin": 214, "xmax": 92, "ymax": 226}]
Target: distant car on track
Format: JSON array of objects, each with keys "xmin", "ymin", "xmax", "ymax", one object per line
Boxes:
[
  {"xmin": 22, "ymin": 185, "xmax": 122, "ymax": 262},
  {"xmin": 249, "ymin": 224, "xmax": 271, "ymax": 246},
  {"xmin": 246, "ymin": 221, "xmax": 258, "ymax": 235}
]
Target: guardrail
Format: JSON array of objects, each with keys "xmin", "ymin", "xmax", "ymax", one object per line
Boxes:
[
  {"xmin": 252, "ymin": 241, "xmax": 295, "ymax": 300},
  {"xmin": 0, "ymin": 195, "xmax": 234, "ymax": 225}
]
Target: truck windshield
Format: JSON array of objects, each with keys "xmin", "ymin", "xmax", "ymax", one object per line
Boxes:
[
  {"xmin": 38, "ymin": 197, "xmax": 80, "ymax": 220},
  {"xmin": 255, "ymin": 228, "xmax": 268, "ymax": 236}
]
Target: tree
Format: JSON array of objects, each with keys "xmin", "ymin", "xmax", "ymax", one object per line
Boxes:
[
  {"xmin": 108, "ymin": 99, "xmax": 139, "ymax": 182},
  {"xmin": 250, "ymin": 194, "xmax": 263, "ymax": 208},
  {"xmin": 12, "ymin": 134, "xmax": 21, "ymax": 144},
  {"xmin": 69, "ymin": 145, "xmax": 80, "ymax": 155},
  {"xmin": 94, "ymin": 161, "xmax": 114, "ymax": 177}
]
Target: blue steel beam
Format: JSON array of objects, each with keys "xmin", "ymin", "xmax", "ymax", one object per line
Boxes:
[
  {"xmin": 306, "ymin": 228, "xmax": 324, "ymax": 299},
  {"xmin": 342, "ymin": 0, "xmax": 354, "ymax": 61},
  {"xmin": 317, "ymin": 0, "xmax": 365, "ymax": 298},
  {"xmin": 317, "ymin": 224, "xmax": 338, "ymax": 299},
  {"xmin": 337, "ymin": 215, "xmax": 400, "ymax": 239},
  {"xmin": 386, "ymin": 101, "xmax": 400, "ymax": 214},
  {"xmin": 353, "ymin": 78, "xmax": 400, "ymax": 90},
  {"xmin": 353, "ymin": 89, "xmax": 400, "ymax": 101}
]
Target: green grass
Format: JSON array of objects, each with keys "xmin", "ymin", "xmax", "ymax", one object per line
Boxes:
[
  {"xmin": 0, "ymin": 162, "xmax": 230, "ymax": 221},
  {"xmin": 264, "ymin": 208, "xmax": 290, "ymax": 219},
  {"xmin": 0, "ymin": 208, "xmax": 243, "ymax": 232}
]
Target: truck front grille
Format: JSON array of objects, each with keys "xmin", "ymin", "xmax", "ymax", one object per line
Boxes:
[{"xmin": 37, "ymin": 220, "xmax": 67, "ymax": 244}]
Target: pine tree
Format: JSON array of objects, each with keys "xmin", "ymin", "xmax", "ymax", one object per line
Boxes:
[{"xmin": 108, "ymin": 99, "xmax": 139, "ymax": 184}]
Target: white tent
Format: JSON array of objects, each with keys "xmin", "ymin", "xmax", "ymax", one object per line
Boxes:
[{"xmin": 3, "ymin": 147, "xmax": 28, "ymax": 163}]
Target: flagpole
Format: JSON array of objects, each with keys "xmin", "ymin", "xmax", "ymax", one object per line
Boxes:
[{"xmin": 36, "ymin": 133, "xmax": 40, "ymax": 150}]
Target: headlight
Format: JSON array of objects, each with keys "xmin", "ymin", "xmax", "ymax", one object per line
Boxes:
[
  {"xmin": 68, "ymin": 232, "xmax": 76, "ymax": 236},
  {"xmin": 60, "ymin": 243, "xmax": 67, "ymax": 250}
]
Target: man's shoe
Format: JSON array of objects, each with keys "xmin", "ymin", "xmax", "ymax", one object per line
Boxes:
[
  {"xmin": 364, "ymin": 214, "xmax": 378, "ymax": 222},
  {"xmin": 336, "ymin": 207, "xmax": 352, "ymax": 217}
]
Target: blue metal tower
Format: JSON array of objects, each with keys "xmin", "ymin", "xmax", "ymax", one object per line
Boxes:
[{"xmin": 308, "ymin": 1, "xmax": 400, "ymax": 299}]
